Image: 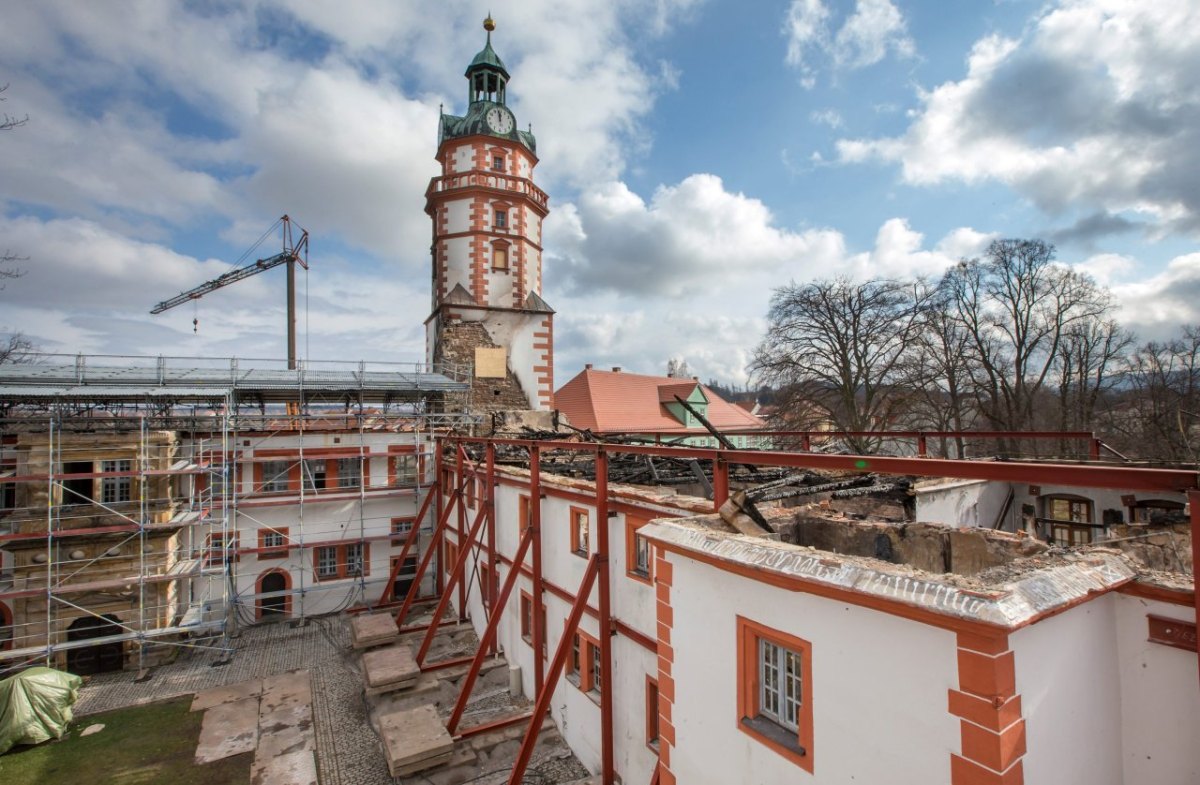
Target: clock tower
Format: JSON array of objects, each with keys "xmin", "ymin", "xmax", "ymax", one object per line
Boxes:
[{"xmin": 425, "ymin": 16, "xmax": 553, "ymax": 411}]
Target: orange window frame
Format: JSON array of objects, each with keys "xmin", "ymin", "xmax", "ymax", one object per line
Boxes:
[
  {"xmin": 478, "ymin": 562, "xmax": 492, "ymax": 607},
  {"xmin": 390, "ymin": 516, "xmax": 415, "ymax": 546},
  {"xmin": 646, "ymin": 676, "xmax": 660, "ymax": 750},
  {"xmin": 387, "ymin": 445, "xmax": 425, "ymax": 487},
  {"xmin": 624, "ymin": 515, "xmax": 653, "ymax": 585},
  {"xmin": 569, "ymin": 506, "xmax": 589, "ymax": 557},
  {"xmin": 254, "ymin": 450, "xmax": 300, "ymax": 494},
  {"xmin": 312, "ymin": 542, "xmax": 371, "ymax": 582},
  {"xmin": 518, "ymin": 494, "xmax": 531, "ymax": 534},
  {"xmin": 736, "ymin": 616, "xmax": 814, "ymax": 773},
  {"xmin": 257, "ymin": 527, "xmax": 289, "ymax": 559},
  {"xmin": 519, "ymin": 589, "xmax": 547, "ymax": 657}
]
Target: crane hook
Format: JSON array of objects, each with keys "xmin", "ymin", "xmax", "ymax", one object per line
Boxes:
[{"xmin": 193, "ymin": 317, "xmax": 199, "ymax": 334}]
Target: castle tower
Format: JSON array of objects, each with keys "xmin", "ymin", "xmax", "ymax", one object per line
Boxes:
[{"xmin": 425, "ymin": 16, "xmax": 553, "ymax": 411}]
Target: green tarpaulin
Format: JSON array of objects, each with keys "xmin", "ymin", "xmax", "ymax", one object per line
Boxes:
[{"xmin": 0, "ymin": 668, "xmax": 83, "ymax": 755}]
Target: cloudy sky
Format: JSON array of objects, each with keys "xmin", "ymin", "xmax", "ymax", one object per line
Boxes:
[{"xmin": 1, "ymin": 0, "xmax": 1198, "ymax": 386}]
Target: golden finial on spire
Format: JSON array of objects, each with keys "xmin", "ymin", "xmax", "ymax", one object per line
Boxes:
[{"xmin": 483, "ymin": 14, "xmax": 495, "ymax": 32}]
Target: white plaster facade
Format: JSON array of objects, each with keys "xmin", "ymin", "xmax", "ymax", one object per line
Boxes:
[
  {"xmin": 187, "ymin": 430, "xmax": 438, "ymax": 621},
  {"xmin": 435, "ymin": 464, "xmax": 1197, "ymax": 785}
]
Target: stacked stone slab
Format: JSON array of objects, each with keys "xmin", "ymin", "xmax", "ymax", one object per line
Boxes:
[
  {"xmin": 378, "ymin": 704, "xmax": 455, "ymax": 777},
  {"xmin": 350, "ymin": 612, "xmax": 400, "ymax": 650},
  {"xmin": 362, "ymin": 644, "xmax": 420, "ymax": 696}
]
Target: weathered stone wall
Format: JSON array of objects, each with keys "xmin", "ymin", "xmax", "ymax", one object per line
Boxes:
[
  {"xmin": 1106, "ymin": 524, "xmax": 1193, "ymax": 573},
  {"xmin": 435, "ymin": 320, "xmax": 531, "ymax": 412}
]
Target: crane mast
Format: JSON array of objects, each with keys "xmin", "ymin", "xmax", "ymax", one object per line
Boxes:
[{"xmin": 151, "ymin": 215, "xmax": 309, "ymax": 369}]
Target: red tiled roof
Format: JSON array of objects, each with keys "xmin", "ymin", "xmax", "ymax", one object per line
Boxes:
[{"xmin": 555, "ymin": 369, "xmax": 765, "ymax": 434}]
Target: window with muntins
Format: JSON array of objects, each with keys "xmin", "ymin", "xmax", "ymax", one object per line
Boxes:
[
  {"xmin": 261, "ymin": 459, "xmax": 291, "ymax": 493},
  {"xmin": 316, "ymin": 547, "xmax": 338, "ymax": 579},
  {"xmin": 101, "ymin": 459, "xmax": 132, "ymax": 504},
  {"xmin": 259, "ymin": 529, "xmax": 287, "ymax": 559},
  {"xmin": 495, "ymin": 209, "xmax": 507, "ymax": 229},
  {"xmin": 337, "ymin": 457, "xmax": 361, "ymax": 488},
  {"xmin": 737, "ymin": 616, "xmax": 813, "ymax": 772}
]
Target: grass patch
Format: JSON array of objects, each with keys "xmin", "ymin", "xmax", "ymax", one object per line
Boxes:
[{"xmin": 0, "ymin": 695, "xmax": 252, "ymax": 785}]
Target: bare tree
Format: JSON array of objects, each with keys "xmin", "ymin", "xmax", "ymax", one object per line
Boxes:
[
  {"xmin": 1053, "ymin": 318, "xmax": 1132, "ymax": 435},
  {"xmin": 903, "ymin": 282, "xmax": 978, "ymax": 456},
  {"xmin": 1112, "ymin": 328, "xmax": 1200, "ymax": 462},
  {"xmin": 939, "ymin": 240, "xmax": 1112, "ymax": 449},
  {"xmin": 751, "ymin": 277, "xmax": 926, "ymax": 451},
  {"xmin": 0, "ymin": 83, "xmax": 33, "ymax": 360}
]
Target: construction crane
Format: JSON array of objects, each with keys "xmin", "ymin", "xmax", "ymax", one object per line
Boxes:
[{"xmin": 151, "ymin": 215, "xmax": 309, "ymax": 369}]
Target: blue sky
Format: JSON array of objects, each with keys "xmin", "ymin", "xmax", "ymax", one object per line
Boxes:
[{"xmin": 1, "ymin": 1, "xmax": 1198, "ymax": 386}]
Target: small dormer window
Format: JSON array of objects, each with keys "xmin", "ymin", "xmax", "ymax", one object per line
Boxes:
[
  {"xmin": 492, "ymin": 155, "xmax": 504, "ymax": 171},
  {"xmin": 495, "ymin": 209, "xmax": 508, "ymax": 229}
]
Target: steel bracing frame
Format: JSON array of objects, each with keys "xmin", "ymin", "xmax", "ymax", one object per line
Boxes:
[{"xmin": 388, "ymin": 432, "xmax": 1198, "ymax": 785}]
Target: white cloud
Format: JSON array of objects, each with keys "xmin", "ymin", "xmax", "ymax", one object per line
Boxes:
[
  {"xmin": 783, "ymin": 0, "xmax": 913, "ymax": 87},
  {"xmin": 810, "ymin": 108, "xmax": 844, "ymax": 128},
  {"xmin": 837, "ymin": 0, "xmax": 1200, "ymax": 237},
  {"xmin": 833, "ymin": 0, "xmax": 915, "ymax": 69},
  {"xmin": 1110, "ymin": 252, "xmax": 1200, "ymax": 338}
]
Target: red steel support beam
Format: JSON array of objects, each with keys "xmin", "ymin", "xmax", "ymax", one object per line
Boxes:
[
  {"xmin": 530, "ymin": 443, "xmax": 545, "ymax": 697},
  {"xmin": 443, "ymin": 437, "xmax": 1197, "ymax": 493},
  {"xmin": 416, "ymin": 502, "xmax": 488, "ymax": 665},
  {"xmin": 917, "ymin": 433, "xmax": 928, "ymax": 457},
  {"xmin": 1191, "ymin": 490, "xmax": 1200, "ymax": 686},
  {"xmin": 596, "ymin": 447, "xmax": 615, "ymax": 784},
  {"xmin": 447, "ymin": 527, "xmax": 535, "ymax": 734},
  {"xmin": 486, "ymin": 442, "xmax": 498, "ymax": 656},
  {"xmin": 377, "ymin": 481, "xmax": 437, "ymax": 604},
  {"xmin": 712, "ymin": 453, "xmax": 729, "ymax": 510},
  {"xmin": 393, "ymin": 471, "xmax": 463, "ymax": 626},
  {"xmin": 456, "ymin": 445, "xmax": 467, "ymax": 621},
  {"xmin": 454, "ymin": 711, "xmax": 533, "ymax": 741},
  {"xmin": 508, "ymin": 556, "xmax": 601, "ymax": 785}
]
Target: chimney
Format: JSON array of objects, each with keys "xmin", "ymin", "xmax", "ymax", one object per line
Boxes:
[
  {"xmin": 585, "ymin": 363, "xmax": 593, "ymax": 370},
  {"xmin": 612, "ymin": 366, "xmax": 622, "ymax": 373}
]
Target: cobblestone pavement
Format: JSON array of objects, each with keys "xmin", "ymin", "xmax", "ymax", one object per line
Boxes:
[
  {"xmin": 75, "ymin": 615, "xmax": 396, "ymax": 785},
  {"xmin": 73, "ymin": 615, "xmax": 591, "ymax": 785}
]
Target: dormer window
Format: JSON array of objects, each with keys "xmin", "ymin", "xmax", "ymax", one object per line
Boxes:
[
  {"xmin": 492, "ymin": 155, "xmax": 504, "ymax": 171},
  {"xmin": 495, "ymin": 209, "xmax": 508, "ymax": 229}
]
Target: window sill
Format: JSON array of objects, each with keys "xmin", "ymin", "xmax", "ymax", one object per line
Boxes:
[
  {"xmin": 626, "ymin": 569, "xmax": 652, "ymax": 586},
  {"xmin": 739, "ymin": 716, "xmax": 810, "ymax": 771},
  {"xmin": 572, "ymin": 549, "xmax": 588, "ymax": 559}
]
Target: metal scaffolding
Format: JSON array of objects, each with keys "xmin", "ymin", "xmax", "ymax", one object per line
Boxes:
[{"xmin": 0, "ymin": 353, "xmax": 476, "ymax": 673}]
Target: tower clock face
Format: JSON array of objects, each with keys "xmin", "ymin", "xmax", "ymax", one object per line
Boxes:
[{"xmin": 485, "ymin": 106, "xmax": 514, "ymax": 134}]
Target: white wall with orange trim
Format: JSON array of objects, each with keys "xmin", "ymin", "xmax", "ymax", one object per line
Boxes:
[
  {"xmin": 663, "ymin": 549, "xmax": 960, "ymax": 784},
  {"xmin": 1113, "ymin": 593, "xmax": 1200, "ymax": 784},
  {"xmin": 1012, "ymin": 595, "xmax": 1124, "ymax": 784},
  {"xmin": 445, "ymin": 479, "xmax": 662, "ymax": 783}
]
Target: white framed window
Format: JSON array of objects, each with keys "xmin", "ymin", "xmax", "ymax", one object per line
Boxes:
[
  {"xmin": 101, "ymin": 459, "xmax": 132, "ymax": 504},
  {"xmin": 634, "ymin": 531, "xmax": 651, "ymax": 575},
  {"xmin": 346, "ymin": 542, "xmax": 365, "ymax": 576},
  {"xmin": 316, "ymin": 546, "xmax": 338, "ymax": 579},
  {"xmin": 261, "ymin": 459, "xmax": 291, "ymax": 493},
  {"xmin": 495, "ymin": 209, "xmax": 508, "ymax": 229},
  {"xmin": 759, "ymin": 639, "xmax": 803, "ymax": 732},
  {"xmin": 337, "ymin": 457, "xmax": 361, "ymax": 488}
]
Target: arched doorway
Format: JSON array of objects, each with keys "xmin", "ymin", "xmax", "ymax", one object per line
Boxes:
[
  {"xmin": 256, "ymin": 569, "xmax": 291, "ymax": 620},
  {"xmin": 66, "ymin": 614, "xmax": 123, "ymax": 675}
]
